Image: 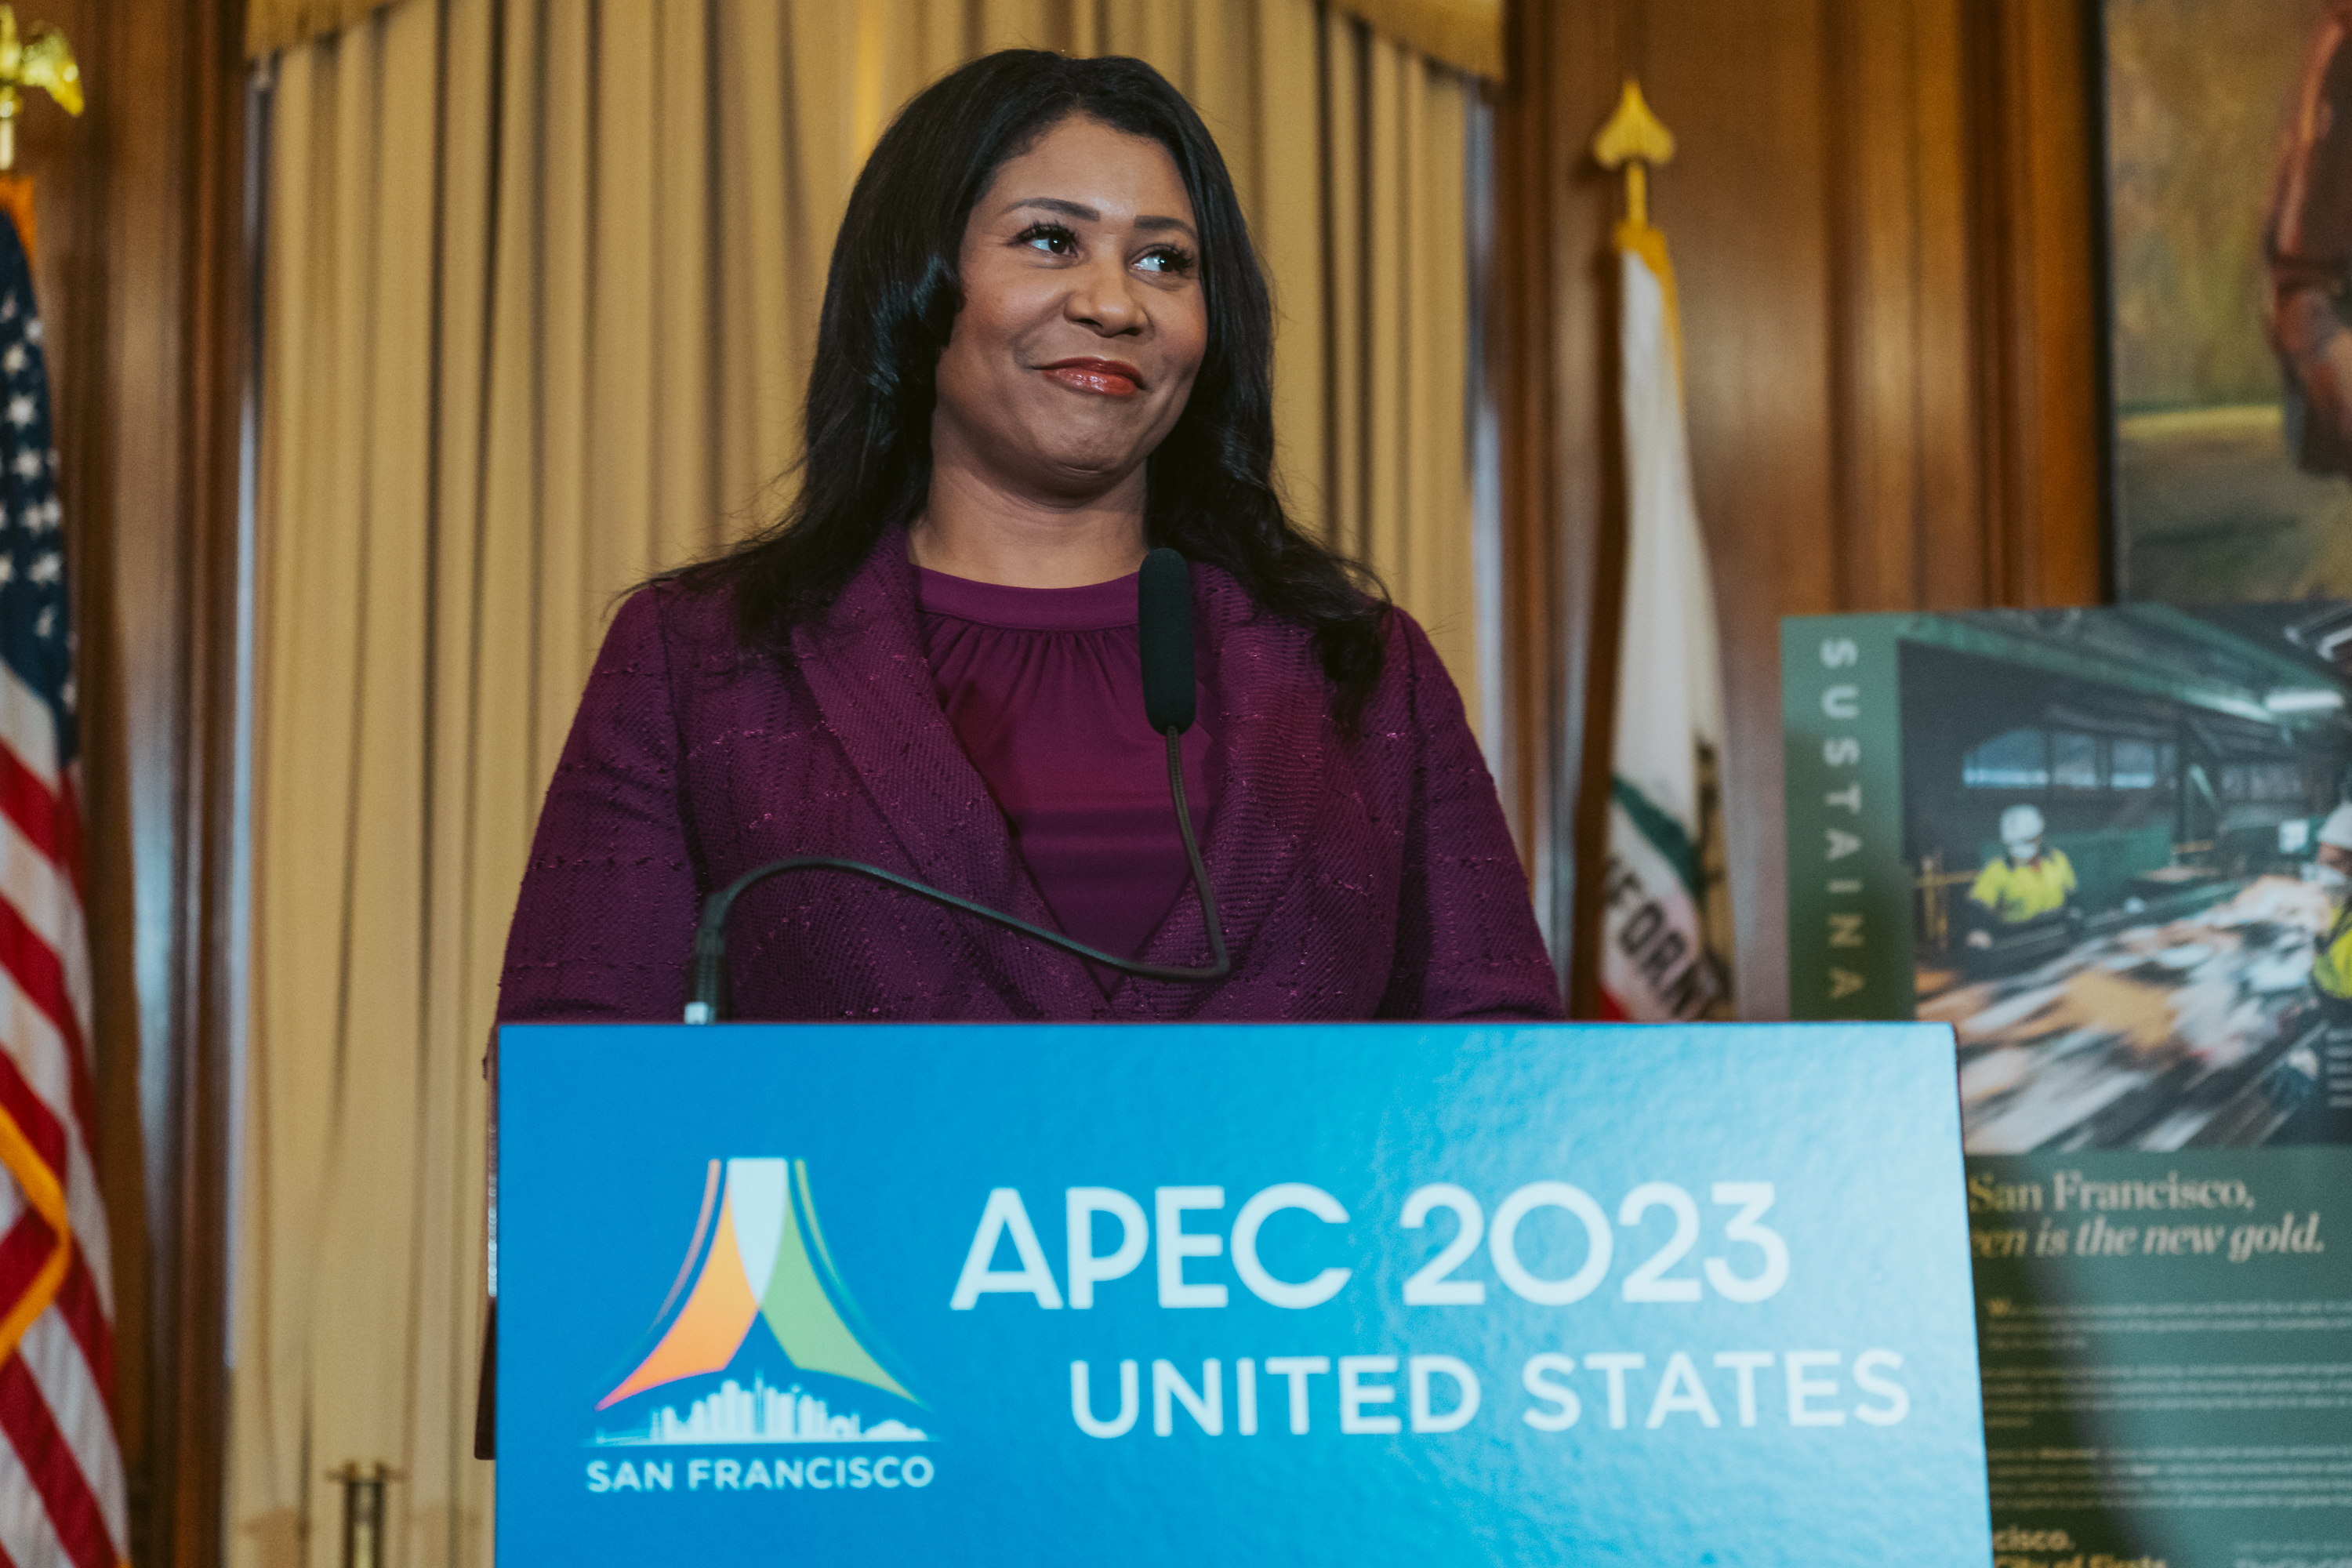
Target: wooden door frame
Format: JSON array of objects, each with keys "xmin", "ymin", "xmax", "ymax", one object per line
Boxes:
[{"xmin": 49, "ymin": 0, "xmax": 250, "ymax": 1559}]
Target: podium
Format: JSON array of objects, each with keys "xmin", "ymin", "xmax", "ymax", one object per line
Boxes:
[{"xmin": 495, "ymin": 1022, "xmax": 1992, "ymax": 1563}]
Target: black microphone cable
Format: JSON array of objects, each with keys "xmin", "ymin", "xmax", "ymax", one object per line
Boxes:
[{"xmin": 683, "ymin": 546, "xmax": 1230, "ymax": 1023}]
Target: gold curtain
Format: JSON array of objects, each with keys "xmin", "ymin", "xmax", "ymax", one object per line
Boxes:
[
  {"xmin": 233, "ymin": 3, "xmax": 1479, "ymax": 1563},
  {"xmin": 248, "ymin": 0, "xmax": 1506, "ymax": 77}
]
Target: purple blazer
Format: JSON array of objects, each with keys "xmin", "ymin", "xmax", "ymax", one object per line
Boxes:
[{"xmin": 494, "ymin": 542, "xmax": 1563, "ymax": 1023}]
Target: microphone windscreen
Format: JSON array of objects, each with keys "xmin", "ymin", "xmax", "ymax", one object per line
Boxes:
[{"xmin": 1138, "ymin": 547, "xmax": 1196, "ymax": 735}]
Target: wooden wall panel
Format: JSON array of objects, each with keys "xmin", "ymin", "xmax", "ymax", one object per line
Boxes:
[
  {"xmin": 1977, "ymin": 0, "xmax": 2106, "ymax": 608},
  {"xmin": 20, "ymin": 0, "xmax": 248, "ymax": 1562},
  {"xmin": 1494, "ymin": 0, "xmax": 2103, "ymax": 1018}
]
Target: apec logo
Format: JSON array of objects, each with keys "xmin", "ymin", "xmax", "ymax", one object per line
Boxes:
[
  {"xmin": 947, "ymin": 1177, "xmax": 1917, "ymax": 1444},
  {"xmin": 582, "ymin": 1158, "xmax": 935, "ymax": 1497}
]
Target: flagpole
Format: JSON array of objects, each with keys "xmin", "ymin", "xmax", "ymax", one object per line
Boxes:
[
  {"xmin": 0, "ymin": 6, "xmax": 84, "ymax": 260},
  {"xmin": 1585, "ymin": 80, "xmax": 1735, "ymax": 1021},
  {"xmin": 1592, "ymin": 79, "xmax": 1675, "ymax": 231}
]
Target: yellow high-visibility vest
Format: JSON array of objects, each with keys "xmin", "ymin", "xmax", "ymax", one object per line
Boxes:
[
  {"xmin": 1967, "ymin": 848, "xmax": 2076, "ymax": 926},
  {"xmin": 2315, "ymin": 902, "xmax": 2352, "ymax": 1002}
]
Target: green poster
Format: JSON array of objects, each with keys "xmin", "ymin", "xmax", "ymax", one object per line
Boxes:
[{"xmin": 1784, "ymin": 608, "xmax": 2352, "ymax": 1566}]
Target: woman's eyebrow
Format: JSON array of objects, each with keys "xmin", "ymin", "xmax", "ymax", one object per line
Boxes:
[{"xmin": 1002, "ymin": 195, "xmax": 1197, "ymax": 240}]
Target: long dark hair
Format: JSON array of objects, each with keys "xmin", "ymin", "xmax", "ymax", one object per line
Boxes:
[{"xmin": 689, "ymin": 49, "xmax": 1388, "ymax": 717}]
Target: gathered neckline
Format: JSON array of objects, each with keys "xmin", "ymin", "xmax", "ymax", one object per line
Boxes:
[{"xmin": 915, "ymin": 566, "xmax": 1141, "ymax": 632}]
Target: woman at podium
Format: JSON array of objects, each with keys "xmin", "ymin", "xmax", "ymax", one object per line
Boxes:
[{"xmin": 493, "ymin": 50, "xmax": 1560, "ymax": 1025}]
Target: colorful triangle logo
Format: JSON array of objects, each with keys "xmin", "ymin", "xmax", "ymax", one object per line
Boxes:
[{"xmin": 597, "ymin": 1158, "xmax": 917, "ymax": 1412}]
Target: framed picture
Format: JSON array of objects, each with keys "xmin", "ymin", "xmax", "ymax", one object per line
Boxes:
[
  {"xmin": 2106, "ymin": 0, "xmax": 2352, "ymax": 601},
  {"xmin": 1782, "ymin": 601, "xmax": 2352, "ymax": 1561}
]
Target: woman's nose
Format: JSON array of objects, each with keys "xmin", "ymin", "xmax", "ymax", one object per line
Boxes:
[{"xmin": 1066, "ymin": 260, "xmax": 1145, "ymax": 336}]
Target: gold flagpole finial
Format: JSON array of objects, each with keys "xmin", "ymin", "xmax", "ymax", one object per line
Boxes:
[
  {"xmin": 0, "ymin": 8, "xmax": 82, "ymax": 174},
  {"xmin": 1591, "ymin": 79, "xmax": 1675, "ymax": 230}
]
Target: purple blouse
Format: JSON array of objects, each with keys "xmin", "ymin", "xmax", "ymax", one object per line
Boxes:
[
  {"xmin": 495, "ymin": 534, "xmax": 1562, "ymax": 1023},
  {"xmin": 917, "ymin": 568, "xmax": 1215, "ymax": 965}
]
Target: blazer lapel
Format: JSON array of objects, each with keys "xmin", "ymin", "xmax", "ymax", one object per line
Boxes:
[{"xmin": 791, "ymin": 537, "xmax": 1102, "ymax": 1013}]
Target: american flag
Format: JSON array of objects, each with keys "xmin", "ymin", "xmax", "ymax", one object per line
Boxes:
[{"xmin": 0, "ymin": 211, "xmax": 125, "ymax": 1568}]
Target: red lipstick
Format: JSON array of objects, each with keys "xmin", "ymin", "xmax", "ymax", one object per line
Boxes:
[{"xmin": 1039, "ymin": 357, "xmax": 1144, "ymax": 397}]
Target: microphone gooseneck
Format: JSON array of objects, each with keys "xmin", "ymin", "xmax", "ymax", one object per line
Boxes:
[{"xmin": 683, "ymin": 546, "xmax": 1232, "ymax": 1022}]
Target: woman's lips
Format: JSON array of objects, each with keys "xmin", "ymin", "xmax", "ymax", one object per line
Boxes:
[{"xmin": 1039, "ymin": 358, "xmax": 1143, "ymax": 397}]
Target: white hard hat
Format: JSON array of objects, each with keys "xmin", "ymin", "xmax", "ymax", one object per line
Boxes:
[
  {"xmin": 2319, "ymin": 802, "xmax": 2352, "ymax": 851},
  {"xmin": 2000, "ymin": 804, "xmax": 2045, "ymax": 846}
]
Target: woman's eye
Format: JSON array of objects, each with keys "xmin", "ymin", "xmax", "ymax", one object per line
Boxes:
[
  {"xmin": 1018, "ymin": 223, "xmax": 1077, "ymax": 255},
  {"xmin": 1138, "ymin": 247, "xmax": 1196, "ymax": 277}
]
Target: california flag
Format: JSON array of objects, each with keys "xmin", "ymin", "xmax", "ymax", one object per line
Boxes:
[{"xmin": 1597, "ymin": 220, "xmax": 1733, "ymax": 1021}]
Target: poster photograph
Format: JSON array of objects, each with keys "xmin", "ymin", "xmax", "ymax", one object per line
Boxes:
[
  {"xmin": 1784, "ymin": 607, "xmax": 2352, "ymax": 1566},
  {"xmin": 2107, "ymin": 0, "xmax": 2352, "ymax": 601}
]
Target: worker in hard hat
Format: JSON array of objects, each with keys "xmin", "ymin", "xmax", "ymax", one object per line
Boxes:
[
  {"xmin": 1962, "ymin": 804, "xmax": 2077, "ymax": 956},
  {"xmin": 2314, "ymin": 803, "xmax": 2352, "ymax": 877},
  {"xmin": 2307, "ymin": 804, "xmax": 2352, "ymax": 1016},
  {"xmin": 2295, "ymin": 802, "xmax": 2352, "ymax": 1142}
]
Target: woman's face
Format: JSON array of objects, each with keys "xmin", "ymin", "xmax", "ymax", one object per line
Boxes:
[{"xmin": 932, "ymin": 114, "xmax": 1207, "ymax": 504}]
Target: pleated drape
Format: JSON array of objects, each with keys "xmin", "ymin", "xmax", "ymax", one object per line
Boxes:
[
  {"xmin": 234, "ymin": 5, "xmax": 1481, "ymax": 1563},
  {"xmin": 247, "ymin": 0, "xmax": 1506, "ymax": 78}
]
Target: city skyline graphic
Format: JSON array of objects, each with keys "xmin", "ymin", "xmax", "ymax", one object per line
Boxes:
[
  {"xmin": 594, "ymin": 1158, "xmax": 923, "ymax": 1434},
  {"xmin": 593, "ymin": 1371, "xmax": 928, "ymax": 1446}
]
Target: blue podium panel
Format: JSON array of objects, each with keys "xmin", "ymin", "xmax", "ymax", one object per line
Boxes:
[{"xmin": 497, "ymin": 1022, "xmax": 1990, "ymax": 1565}]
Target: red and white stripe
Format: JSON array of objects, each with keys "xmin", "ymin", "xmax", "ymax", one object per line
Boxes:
[{"xmin": 0, "ymin": 660, "xmax": 125, "ymax": 1568}]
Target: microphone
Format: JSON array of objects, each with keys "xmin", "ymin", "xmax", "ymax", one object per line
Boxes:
[
  {"xmin": 683, "ymin": 546, "xmax": 1231, "ymax": 1022},
  {"xmin": 1139, "ymin": 546, "xmax": 1196, "ymax": 735}
]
